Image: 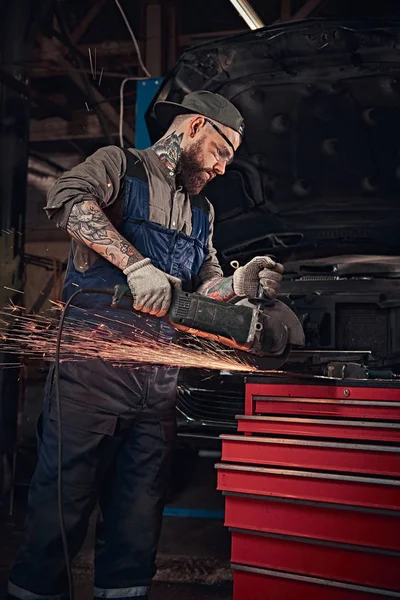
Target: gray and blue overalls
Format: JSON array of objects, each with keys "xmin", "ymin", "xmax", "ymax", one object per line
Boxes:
[{"xmin": 9, "ymin": 147, "xmax": 213, "ymax": 600}]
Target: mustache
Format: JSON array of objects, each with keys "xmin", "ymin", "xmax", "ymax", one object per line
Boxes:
[{"xmin": 200, "ymin": 168, "xmax": 215, "ymax": 179}]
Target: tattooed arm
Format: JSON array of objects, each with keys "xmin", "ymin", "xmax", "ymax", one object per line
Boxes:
[
  {"xmin": 66, "ymin": 200, "xmax": 144, "ymax": 270},
  {"xmin": 46, "ymin": 146, "xmax": 144, "ymax": 270},
  {"xmin": 194, "ymin": 198, "xmax": 238, "ymax": 301},
  {"xmin": 196, "ymin": 276, "xmax": 237, "ymax": 302}
]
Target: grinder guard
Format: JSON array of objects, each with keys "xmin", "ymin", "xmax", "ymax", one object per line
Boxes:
[{"xmin": 168, "ymin": 290, "xmax": 305, "ymax": 370}]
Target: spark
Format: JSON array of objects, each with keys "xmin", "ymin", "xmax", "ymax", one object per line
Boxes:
[
  {"xmin": 94, "ymin": 48, "xmax": 97, "ymax": 80},
  {"xmin": 8, "ymin": 300, "xmax": 20, "ymax": 312},
  {"xmin": 88, "ymin": 48, "xmax": 94, "ymax": 79},
  {"xmin": 0, "ymin": 305, "xmax": 259, "ymax": 373},
  {"xmin": 85, "ymin": 102, "xmax": 90, "ymax": 112},
  {"xmin": 4, "ymin": 287, "xmax": 24, "ymax": 294},
  {"xmin": 98, "ymin": 67, "xmax": 104, "ymax": 86}
]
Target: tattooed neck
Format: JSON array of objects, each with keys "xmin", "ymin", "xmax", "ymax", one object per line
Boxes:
[{"xmin": 152, "ymin": 131, "xmax": 184, "ymax": 173}]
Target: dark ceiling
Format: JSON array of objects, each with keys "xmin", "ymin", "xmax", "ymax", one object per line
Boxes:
[{"xmin": 9, "ymin": 0, "xmax": 400, "ymax": 158}]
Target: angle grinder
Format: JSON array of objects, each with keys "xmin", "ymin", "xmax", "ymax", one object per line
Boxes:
[{"xmin": 111, "ymin": 284, "xmax": 305, "ymax": 370}]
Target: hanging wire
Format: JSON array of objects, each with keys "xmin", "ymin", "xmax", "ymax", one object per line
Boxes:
[
  {"xmin": 112, "ymin": 0, "xmax": 153, "ymax": 147},
  {"xmin": 113, "ymin": 0, "xmax": 152, "ymax": 78},
  {"xmin": 119, "ymin": 76, "xmax": 142, "ymax": 147}
]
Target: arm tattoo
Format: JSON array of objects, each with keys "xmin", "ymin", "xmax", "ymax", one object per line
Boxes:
[
  {"xmin": 196, "ymin": 275, "xmax": 236, "ymax": 302},
  {"xmin": 67, "ymin": 200, "xmax": 144, "ymax": 270},
  {"xmin": 152, "ymin": 130, "xmax": 184, "ymax": 172}
]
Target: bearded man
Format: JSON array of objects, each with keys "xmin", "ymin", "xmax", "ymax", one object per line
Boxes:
[{"xmin": 8, "ymin": 91, "xmax": 283, "ymax": 600}]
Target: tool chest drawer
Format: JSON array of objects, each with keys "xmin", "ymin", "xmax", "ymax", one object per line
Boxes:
[
  {"xmin": 231, "ymin": 529, "xmax": 400, "ymax": 591},
  {"xmin": 224, "ymin": 493, "xmax": 400, "ymax": 551},
  {"xmin": 245, "ymin": 381, "xmax": 400, "ymax": 420},
  {"xmin": 216, "ymin": 463, "xmax": 400, "ymax": 510},
  {"xmin": 220, "ymin": 434, "xmax": 400, "ymax": 477},
  {"xmin": 252, "ymin": 397, "xmax": 400, "ymax": 420},
  {"xmin": 233, "ymin": 565, "xmax": 400, "ymax": 600},
  {"xmin": 236, "ymin": 415, "xmax": 400, "ymax": 442}
]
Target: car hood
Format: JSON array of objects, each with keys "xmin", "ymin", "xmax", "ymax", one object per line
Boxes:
[{"xmin": 146, "ymin": 18, "xmax": 400, "ymax": 272}]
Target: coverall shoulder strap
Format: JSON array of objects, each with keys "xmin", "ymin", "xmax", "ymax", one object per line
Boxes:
[
  {"xmin": 122, "ymin": 149, "xmax": 148, "ymax": 182},
  {"xmin": 122, "ymin": 147, "xmax": 210, "ymax": 218},
  {"xmin": 190, "ymin": 192, "xmax": 210, "ymax": 215}
]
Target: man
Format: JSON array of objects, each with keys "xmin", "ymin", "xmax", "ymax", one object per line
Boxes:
[{"xmin": 8, "ymin": 91, "xmax": 283, "ymax": 600}]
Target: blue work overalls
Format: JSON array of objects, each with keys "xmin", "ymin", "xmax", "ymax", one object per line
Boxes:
[{"xmin": 9, "ymin": 150, "xmax": 210, "ymax": 600}]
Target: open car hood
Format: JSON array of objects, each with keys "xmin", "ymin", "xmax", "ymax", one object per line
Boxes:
[{"xmin": 146, "ymin": 19, "xmax": 400, "ymax": 272}]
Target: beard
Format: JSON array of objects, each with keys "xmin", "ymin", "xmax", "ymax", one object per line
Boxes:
[{"xmin": 177, "ymin": 137, "xmax": 213, "ymax": 195}]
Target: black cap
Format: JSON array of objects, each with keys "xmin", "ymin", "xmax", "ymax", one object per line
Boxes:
[{"xmin": 154, "ymin": 90, "xmax": 245, "ymax": 137}]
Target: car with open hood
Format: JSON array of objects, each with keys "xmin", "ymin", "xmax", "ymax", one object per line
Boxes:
[{"xmin": 145, "ymin": 18, "xmax": 400, "ymax": 438}]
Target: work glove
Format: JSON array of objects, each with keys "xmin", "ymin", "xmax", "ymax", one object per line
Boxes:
[
  {"xmin": 233, "ymin": 256, "xmax": 283, "ymax": 300},
  {"xmin": 123, "ymin": 258, "xmax": 181, "ymax": 317}
]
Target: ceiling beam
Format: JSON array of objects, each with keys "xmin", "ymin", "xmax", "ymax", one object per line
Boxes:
[
  {"xmin": 145, "ymin": 0, "xmax": 162, "ymax": 76},
  {"xmin": 0, "ymin": 68, "xmax": 72, "ymax": 120},
  {"xmin": 29, "ymin": 151, "xmax": 66, "ymax": 173},
  {"xmin": 76, "ymin": 39, "xmax": 139, "ymax": 60},
  {"xmin": 29, "ymin": 64, "xmax": 135, "ymax": 80},
  {"xmin": 33, "ymin": 40, "xmax": 139, "ymax": 67},
  {"xmin": 71, "ymin": 0, "xmax": 109, "ymax": 44},
  {"xmin": 166, "ymin": 0, "xmax": 178, "ymax": 70},
  {"xmin": 52, "ymin": 4, "xmax": 115, "ymax": 144},
  {"xmin": 38, "ymin": 34, "xmax": 135, "ymax": 143},
  {"xmin": 30, "ymin": 113, "xmax": 118, "ymax": 142}
]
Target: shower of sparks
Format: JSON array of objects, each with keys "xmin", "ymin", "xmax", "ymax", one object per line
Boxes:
[{"xmin": 0, "ymin": 304, "xmax": 258, "ymax": 373}]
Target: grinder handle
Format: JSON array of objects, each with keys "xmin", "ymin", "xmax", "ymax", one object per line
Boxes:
[
  {"xmin": 248, "ymin": 284, "xmax": 275, "ymax": 308},
  {"xmin": 231, "ymin": 257, "xmax": 277, "ymax": 308},
  {"xmin": 111, "ymin": 284, "xmax": 132, "ymax": 307},
  {"xmin": 254, "ymin": 255, "xmax": 279, "ymax": 306}
]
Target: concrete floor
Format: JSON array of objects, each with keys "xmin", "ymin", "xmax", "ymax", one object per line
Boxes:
[{"xmin": 0, "ymin": 456, "xmax": 233, "ymax": 599}]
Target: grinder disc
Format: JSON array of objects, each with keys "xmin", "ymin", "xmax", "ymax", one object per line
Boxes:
[{"xmin": 234, "ymin": 344, "xmax": 292, "ymax": 372}]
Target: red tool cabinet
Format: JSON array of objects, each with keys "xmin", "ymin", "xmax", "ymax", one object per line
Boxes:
[{"xmin": 217, "ymin": 375, "xmax": 400, "ymax": 599}]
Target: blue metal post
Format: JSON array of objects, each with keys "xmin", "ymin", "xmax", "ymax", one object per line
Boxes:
[{"xmin": 135, "ymin": 78, "xmax": 163, "ymax": 149}]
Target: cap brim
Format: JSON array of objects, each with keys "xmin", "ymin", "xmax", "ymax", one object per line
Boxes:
[{"xmin": 153, "ymin": 100, "xmax": 201, "ymax": 132}]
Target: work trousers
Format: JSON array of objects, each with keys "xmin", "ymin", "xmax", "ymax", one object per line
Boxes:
[{"xmin": 8, "ymin": 359, "xmax": 179, "ymax": 600}]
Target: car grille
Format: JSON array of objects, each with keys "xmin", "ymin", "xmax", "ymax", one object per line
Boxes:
[
  {"xmin": 176, "ymin": 381, "xmax": 244, "ymax": 427},
  {"xmin": 336, "ymin": 303, "xmax": 389, "ymax": 356}
]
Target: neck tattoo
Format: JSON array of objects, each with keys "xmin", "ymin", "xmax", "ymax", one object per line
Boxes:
[{"xmin": 152, "ymin": 131, "xmax": 184, "ymax": 175}]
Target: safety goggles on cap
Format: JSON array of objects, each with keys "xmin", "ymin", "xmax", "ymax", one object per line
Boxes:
[{"xmin": 204, "ymin": 118, "xmax": 236, "ymax": 155}]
